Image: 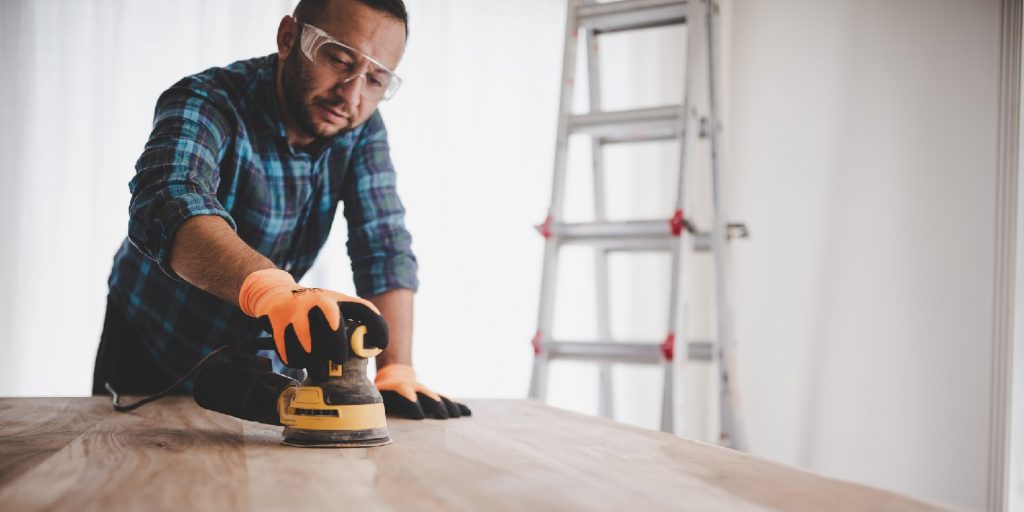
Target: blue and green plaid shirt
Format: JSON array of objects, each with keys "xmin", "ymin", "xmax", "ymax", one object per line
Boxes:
[{"xmin": 107, "ymin": 54, "xmax": 418, "ymax": 381}]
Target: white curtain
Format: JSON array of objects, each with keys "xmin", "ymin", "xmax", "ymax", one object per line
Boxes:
[{"xmin": 0, "ymin": 0, "xmax": 294, "ymax": 395}]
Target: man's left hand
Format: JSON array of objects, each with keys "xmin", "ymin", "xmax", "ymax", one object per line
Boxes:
[{"xmin": 374, "ymin": 364, "xmax": 471, "ymax": 419}]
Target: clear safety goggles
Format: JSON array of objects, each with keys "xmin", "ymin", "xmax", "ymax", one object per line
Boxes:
[{"xmin": 298, "ymin": 22, "xmax": 403, "ymax": 101}]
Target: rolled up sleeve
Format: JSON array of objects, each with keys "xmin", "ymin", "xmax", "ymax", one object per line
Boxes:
[
  {"xmin": 127, "ymin": 85, "xmax": 236, "ymax": 280},
  {"xmin": 342, "ymin": 110, "xmax": 419, "ymax": 297}
]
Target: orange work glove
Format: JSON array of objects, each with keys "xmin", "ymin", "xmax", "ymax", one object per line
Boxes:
[
  {"xmin": 238, "ymin": 268, "xmax": 384, "ymax": 368},
  {"xmin": 374, "ymin": 364, "xmax": 471, "ymax": 420}
]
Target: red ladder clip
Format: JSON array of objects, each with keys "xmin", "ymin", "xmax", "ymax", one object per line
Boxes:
[
  {"xmin": 536, "ymin": 215, "xmax": 553, "ymax": 239},
  {"xmin": 669, "ymin": 209, "xmax": 684, "ymax": 237},
  {"xmin": 532, "ymin": 330, "xmax": 544, "ymax": 355},
  {"xmin": 660, "ymin": 332, "xmax": 675, "ymax": 361}
]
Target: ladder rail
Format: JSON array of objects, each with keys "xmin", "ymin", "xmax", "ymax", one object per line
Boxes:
[
  {"xmin": 703, "ymin": 0, "xmax": 745, "ymax": 451},
  {"xmin": 530, "ymin": 0, "xmax": 582, "ymax": 401},
  {"xmin": 547, "ymin": 1, "xmax": 582, "ymax": 222},
  {"xmin": 583, "ymin": 2, "xmax": 616, "ymax": 419},
  {"xmin": 661, "ymin": 0, "xmax": 707, "ymax": 436}
]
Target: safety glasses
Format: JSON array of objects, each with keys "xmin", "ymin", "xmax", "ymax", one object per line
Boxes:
[{"xmin": 298, "ymin": 22, "xmax": 403, "ymax": 101}]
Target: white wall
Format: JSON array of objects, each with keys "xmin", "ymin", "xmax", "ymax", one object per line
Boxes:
[{"xmin": 728, "ymin": 0, "xmax": 1001, "ymax": 509}]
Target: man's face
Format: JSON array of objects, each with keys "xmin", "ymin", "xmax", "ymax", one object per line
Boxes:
[{"xmin": 278, "ymin": 1, "xmax": 405, "ymax": 141}]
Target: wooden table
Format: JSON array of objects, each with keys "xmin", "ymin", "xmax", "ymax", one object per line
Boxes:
[{"xmin": 0, "ymin": 397, "xmax": 940, "ymax": 511}]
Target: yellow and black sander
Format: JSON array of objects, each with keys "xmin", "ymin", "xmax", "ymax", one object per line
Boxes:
[{"xmin": 106, "ymin": 308, "xmax": 391, "ymax": 448}]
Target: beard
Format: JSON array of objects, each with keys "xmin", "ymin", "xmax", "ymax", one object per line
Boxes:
[{"xmin": 280, "ymin": 52, "xmax": 353, "ymax": 140}]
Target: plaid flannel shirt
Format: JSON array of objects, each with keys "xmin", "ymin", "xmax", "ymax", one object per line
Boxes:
[{"xmin": 107, "ymin": 54, "xmax": 418, "ymax": 381}]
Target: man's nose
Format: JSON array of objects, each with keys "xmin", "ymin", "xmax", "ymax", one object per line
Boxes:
[{"xmin": 335, "ymin": 74, "xmax": 363, "ymax": 111}]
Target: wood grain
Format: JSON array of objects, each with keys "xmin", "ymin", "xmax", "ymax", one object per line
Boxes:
[
  {"xmin": 0, "ymin": 398, "xmax": 109, "ymax": 488},
  {"xmin": 0, "ymin": 397, "xmax": 944, "ymax": 511},
  {"xmin": 0, "ymin": 397, "xmax": 248, "ymax": 511}
]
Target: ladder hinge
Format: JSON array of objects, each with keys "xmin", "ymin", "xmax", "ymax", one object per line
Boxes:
[
  {"xmin": 726, "ymin": 222, "xmax": 750, "ymax": 240},
  {"xmin": 699, "ymin": 117, "xmax": 721, "ymax": 138}
]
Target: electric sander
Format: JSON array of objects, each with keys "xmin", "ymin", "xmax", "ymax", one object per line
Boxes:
[
  {"xmin": 192, "ymin": 319, "xmax": 391, "ymax": 448},
  {"xmin": 106, "ymin": 307, "xmax": 392, "ymax": 448}
]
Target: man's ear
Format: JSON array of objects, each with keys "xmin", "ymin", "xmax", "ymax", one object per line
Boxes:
[{"xmin": 277, "ymin": 15, "xmax": 297, "ymax": 60}]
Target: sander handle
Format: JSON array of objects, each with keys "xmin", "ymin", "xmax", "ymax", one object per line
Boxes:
[{"xmin": 192, "ymin": 351, "xmax": 299, "ymax": 426}]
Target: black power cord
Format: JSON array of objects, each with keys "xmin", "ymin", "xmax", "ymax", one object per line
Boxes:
[
  {"xmin": 104, "ymin": 337, "xmax": 276, "ymax": 412},
  {"xmin": 105, "ymin": 345, "xmax": 232, "ymax": 412}
]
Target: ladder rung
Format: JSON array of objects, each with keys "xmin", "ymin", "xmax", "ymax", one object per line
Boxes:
[
  {"xmin": 578, "ymin": 237, "xmax": 710, "ymax": 252},
  {"xmin": 568, "ymin": 106, "xmax": 680, "ymax": 143},
  {"xmin": 687, "ymin": 340, "xmax": 715, "ymax": 361},
  {"xmin": 577, "ymin": 0, "xmax": 688, "ymax": 34},
  {"xmin": 545, "ymin": 340, "xmax": 714, "ymax": 363},
  {"xmin": 550, "ymin": 220, "xmax": 671, "ymax": 239},
  {"xmin": 587, "ymin": 238, "xmax": 674, "ymax": 252},
  {"xmin": 543, "ymin": 221, "xmax": 712, "ymax": 252}
]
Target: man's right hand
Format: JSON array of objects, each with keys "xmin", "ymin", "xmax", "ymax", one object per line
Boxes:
[{"xmin": 238, "ymin": 268, "xmax": 385, "ymax": 368}]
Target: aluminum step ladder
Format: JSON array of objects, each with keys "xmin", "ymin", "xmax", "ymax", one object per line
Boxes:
[{"xmin": 527, "ymin": 0, "xmax": 748, "ymax": 449}]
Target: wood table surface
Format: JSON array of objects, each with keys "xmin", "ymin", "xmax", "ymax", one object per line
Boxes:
[{"xmin": 0, "ymin": 397, "xmax": 942, "ymax": 511}]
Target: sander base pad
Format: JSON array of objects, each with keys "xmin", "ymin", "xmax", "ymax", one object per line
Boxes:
[{"xmin": 281, "ymin": 435, "xmax": 392, "ymax": 448}]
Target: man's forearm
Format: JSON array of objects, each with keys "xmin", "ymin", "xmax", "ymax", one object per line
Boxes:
[
  {"xmin": 368, "ymin": 288, "xmax": 414, "ymax": 367},
  {"xmin": 170, "ymin": 215, "xmax": 409, "ymax": 361},
  {"xmin": 169, "ymin": 215, "xmax": 275, "ymax": 305}
]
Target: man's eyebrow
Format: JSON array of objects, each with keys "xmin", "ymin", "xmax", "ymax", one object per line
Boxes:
[
  {"xmin": 327, "ymin": 45, "xmax": 357, "ymax": 58},
  {"xmin": 333, "ymin": 38, "xmax": 393, "ymax": 73}
]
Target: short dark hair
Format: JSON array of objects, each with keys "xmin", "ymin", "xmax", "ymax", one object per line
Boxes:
[{"xmin": 294, "ymin": 0, "xmax": 409, "ymax": 38}]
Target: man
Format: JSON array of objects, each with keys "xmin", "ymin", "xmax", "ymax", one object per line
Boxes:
[{"xmin": 92, "ymin": 0, "xmax": 469, "ymax": 420}]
